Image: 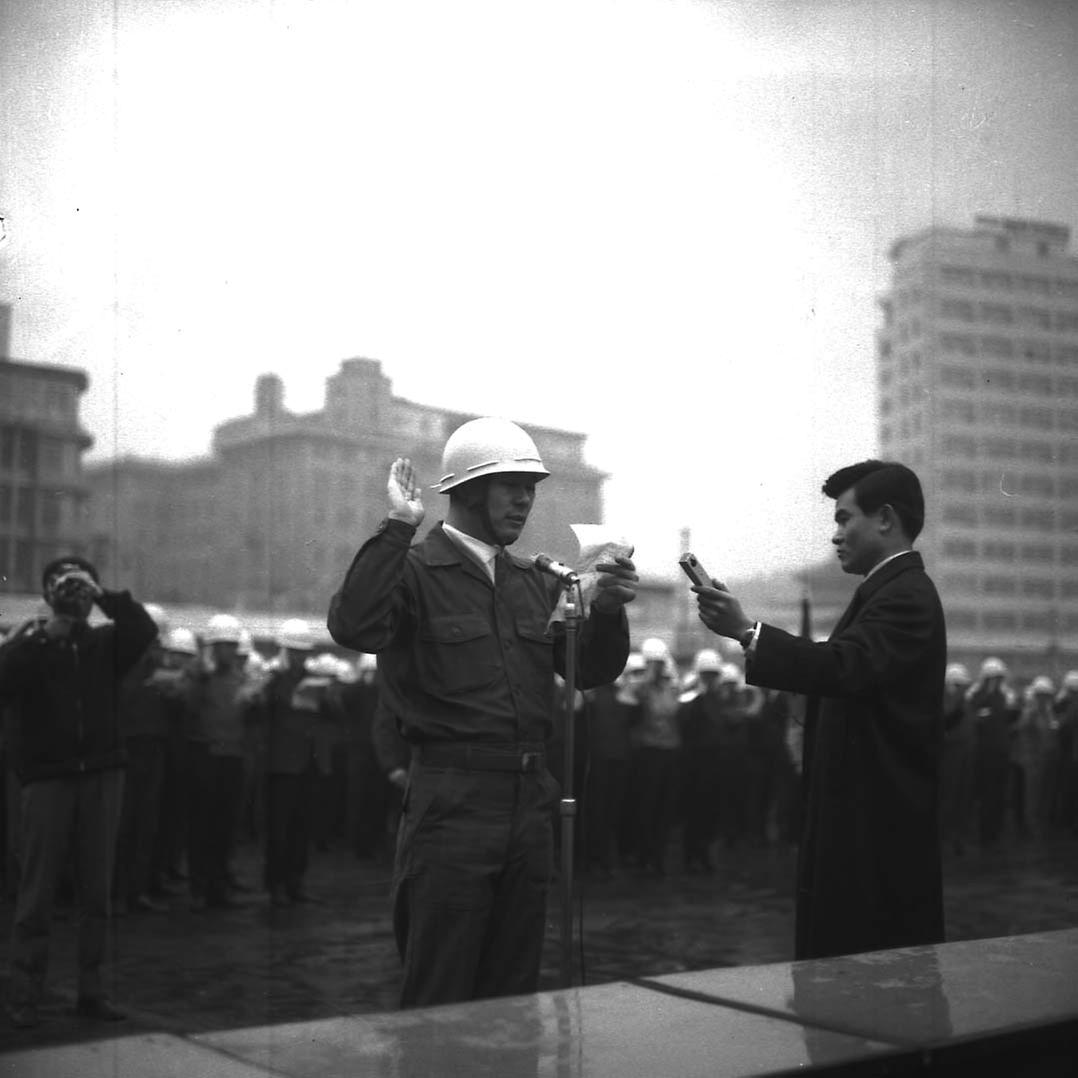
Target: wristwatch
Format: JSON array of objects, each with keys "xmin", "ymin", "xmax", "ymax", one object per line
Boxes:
[{"xmin": 739, "ymin": 622, "xmax": 760, "ymax": 650}]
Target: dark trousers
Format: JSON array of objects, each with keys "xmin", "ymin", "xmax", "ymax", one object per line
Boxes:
[
  {"xmin": 186, "ymin": 745, "xmax": 243, "ymax": 902},
  {"xmin": 633, "ymin": 746, "xmax": 679, "ymax": 873},
  {"xmin": 392, "ymin": 763, "xmax": 558, "ymax": 1009},
  {"xmin": 584, "ymin": 756, "xmax": 628, "ymax": 871},
  {"xmin": 682, "ymin": 747, "xmax": 721, "ymax": 866},
  {"xmin": 115, "ymin": 735, "xmax": 166, "ymax": 901},
  {"xmin": 9, "ymin": 770, "xmax": 124, "ymax": 1005},
  {"xmin": 264, "ymin": 765, "xmax": 316, "ymax": 893}
]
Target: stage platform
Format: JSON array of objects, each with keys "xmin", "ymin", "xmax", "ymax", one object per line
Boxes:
[{"xmin": 2, "ymin": 928, "xmax": 1076, "ymax": 1077}]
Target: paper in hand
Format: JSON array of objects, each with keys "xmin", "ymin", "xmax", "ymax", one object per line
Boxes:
[{"xmin": 547, "ymin": 524, "xmax": 634, "ymax": 627}]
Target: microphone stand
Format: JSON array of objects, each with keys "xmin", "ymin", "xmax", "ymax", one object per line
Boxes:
[{"xmin": 559, "ymin": 582, "xmax": 581, "ymax": 989}]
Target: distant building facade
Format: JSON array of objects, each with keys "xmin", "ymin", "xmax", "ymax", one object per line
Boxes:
[
  {"xmin": 86, "ymin": 358, "xmax": 609, "ymax": 612},
  {"xmin": 0, "ymin": 304, "xmax": 95, "ymax": 593},
  {"xmin": 877, "ymin": 215, "xmax": 1078, "ymax": 677}
]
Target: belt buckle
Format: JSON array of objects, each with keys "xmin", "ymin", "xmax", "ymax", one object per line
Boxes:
[{"xmin": 520, "ymin": 751, "xmax": 540, "ymax": 773}]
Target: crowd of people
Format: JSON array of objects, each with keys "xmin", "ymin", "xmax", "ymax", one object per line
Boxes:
[{"xmin": 6, "ymin": 612, "xmax": 1075, "ymax": 926}]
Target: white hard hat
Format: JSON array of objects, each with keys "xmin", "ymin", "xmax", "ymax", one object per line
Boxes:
[
  {"xmin": 640, "ymin": 637, "xmax": 670, "ymax": 662},
  {"xmin": 945, "ymin": 663, "xmax": 971, "ymax": 686},
  {"xmin": 277, "ymin": 618, "xmax": 316, "ymax": 651},
  {"xmin": 1063, "ymin": 671, "xmax": 1078, "ymax": 692},
  {"xmin": 623, "ymin": 652, "xmax": 646, "ymax": 674},
  {"xmin": 144, "ymin": 603, "xmax": 169, "ymax": 635},
  {"xmin": 719, "ymin": 662, "xmax": 743, "ymax": 685},
  {"xmin": 305, "ymin": 652, "xmax": 341, "ymax": 677},
  {"xmin": 436, "ymin": 417, "xmax": 550, "ymax": 493},
  {"xmin": 357, "ymin": 652, "xmax": 379, "ymax": 673},
  {"xmin": 237, "ymin": 628, "xmax": 254, "ymax": 657},
  {"xmin": 693, "ymin": 648, "xmax": 722, "ymax": 674},
  {"xmin": 204, "ymin": 613, "xmax": 243, "ymax": 644},
  {"xmin": 980, "ymin": 656, "xmax": 1008, "ymax": 679},
  {"xmin": 1030, "ymin": 675, "xmax": 1055, "ymax": 696},
  {"xmin": 336, "ymin": 658, "xmax": 359, "ymax": 683},
  {"xmin": 163, "ymin": 627, "xmax": 199, "ymax": 656}
]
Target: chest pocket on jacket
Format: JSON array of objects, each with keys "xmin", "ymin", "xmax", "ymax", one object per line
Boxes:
[{"xmin": 419, "ymin": 614, "xmax": 500, "ymax": 695}]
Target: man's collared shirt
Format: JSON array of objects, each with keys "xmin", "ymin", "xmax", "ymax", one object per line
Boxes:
[
  {"xmin": 864, "ymin": 548, "xmax": 916, "ymax": 582},
  {"xmin": 441, "ymin": 521, "xmax": 501, "ymax": 584}
]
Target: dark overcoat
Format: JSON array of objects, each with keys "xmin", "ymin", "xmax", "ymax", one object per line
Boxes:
[{"xmin": 747, "ymin": 551, "xmax": 946, "ymax": 959}]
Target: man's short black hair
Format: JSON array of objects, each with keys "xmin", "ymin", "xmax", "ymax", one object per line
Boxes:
[
  {"xmin": 41, "ymin": 555, "xmax": 100, "ymax": 592},
  {"xmin": 822, "ymin": 460, "xmax": 925, "ymax": 541}
]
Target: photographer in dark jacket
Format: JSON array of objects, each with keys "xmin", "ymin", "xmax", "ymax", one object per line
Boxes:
[{"xmin": 0, "ymin": 556, "xmax": 156, "ymax": 1029}]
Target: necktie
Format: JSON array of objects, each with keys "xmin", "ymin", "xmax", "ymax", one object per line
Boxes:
[{"xmin": 494, "ymin": 549, "xmax": 509, "ymax": 589}]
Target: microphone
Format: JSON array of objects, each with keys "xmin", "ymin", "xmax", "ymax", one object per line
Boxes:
[{"xmin": 532, "ymin": 553, "xmax": 580, "ymax": 585}]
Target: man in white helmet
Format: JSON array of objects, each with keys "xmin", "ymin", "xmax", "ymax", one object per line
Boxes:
[
  {"xmin": 327, "ymin": 417, "xmax": 637, "ymax": 1007},
  {"xmin": 967, "ymin": 656, "xmax": 1018, "ymax": 847}
]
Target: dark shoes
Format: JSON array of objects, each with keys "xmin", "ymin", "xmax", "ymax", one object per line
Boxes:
[
  {"xmin": 7, "ymin": 1002, "xmax": 40, "ymax": 1029},
  {"xmin": 76, "ymin": 997, "xmax": 127, "ymax": 1022}
]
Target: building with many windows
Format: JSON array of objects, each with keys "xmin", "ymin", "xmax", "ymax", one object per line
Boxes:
[
  {"xmin": 0, "ymin": 304, "xmax": 95, "ymax": 594},
  {"xmin": 86, "ymin": 358, "xmax": 610, "ymax": 613},
  {"xmin": 877, "ymin": 215, "xmax": 1078, "ymax": 676}
]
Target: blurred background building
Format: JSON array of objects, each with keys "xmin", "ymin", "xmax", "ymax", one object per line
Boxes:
[
  {"xmin": 84, "ymin": 358, "xmax": 608, "ymax": 613},
  {"xmin": 877, "ymin": 215, "xmax": 1078, "ymax": 677},
  {"xmin": 0, "ymin": 303, "xmax": 95, "ymax": 594}
]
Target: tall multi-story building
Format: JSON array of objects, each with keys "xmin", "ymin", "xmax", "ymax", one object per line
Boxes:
[
  {"xmin": 877, "ymin": 215, "xmax": 1078, "ymax": 677},
  {"xmin": 0, "ymin": 303, "xmax": 95, "ymax": 593},
  {"xmin": 86, "ymin": 358, "xmax": 609, "ymax": 613}
]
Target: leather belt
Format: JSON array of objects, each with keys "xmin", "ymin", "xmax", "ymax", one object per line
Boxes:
[{"xmin": 414, "ymin": 743, "xmax": 545, "ymax": 774}]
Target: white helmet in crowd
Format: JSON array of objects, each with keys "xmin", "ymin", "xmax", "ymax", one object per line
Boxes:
[
  {"xmin": 1030, "ymin": 675, "xmax": 1055, "ymax": 696},
  {"xmin": 144, "ymin": 603, "xmax": 169, "ymax": 637},
  {"xmin": 624, "ymin": 652, "xmax": 646, "ymax": 674},
  {"xmin": 163, "ymin": 627, "xmax": 199, "ymax": 656},
  {"xmin": 720, "ymin": 662, "xmax": 744, "ymax": 686},
  {"xmin": 277, "ymin": 618, "xmax": 316, "ymax": 652},
  {"xmin": 640, "ymin": 637, "xmax": 670, "ymax": 663},
  {"xmin": 1063, "ymin": 671, "xmax": 1078, "ymax": 693},
  {"xmin": 693, "ymin": 648, "xmax": 723, "ymax": 675},
  {"xmin": 979, "ymin": 656, "xmax": 1008, "ymax": 680},
  {"xmin": 204, "ymin": 613, "xmax": 243, "ymax": 644},
  {"xmin": 357, "ymin": 652, "xmax": 378, "ymax": 674},
  {"xmin": 436, "ymin": 417, "xmax": 550, "ymax": 494},
  {"xmin": 305, "ymin": 652, "xmax": 341, "ymax": 677},
  {"xmin": 336, "ymin": 658, "xmax": 359, "ymax": 684},
  {"xmin": 945, "ymin": 663, "xmax": 972, "ymax": 686}
]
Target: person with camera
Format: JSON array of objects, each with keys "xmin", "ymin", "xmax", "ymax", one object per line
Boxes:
[
  {"xmin": 0, "ymin": 556, "xmax": 157, "ymax": 1029},
  {"xmin": 327, "ymin": 418, "xmax": 637, "ymax": 1007}
]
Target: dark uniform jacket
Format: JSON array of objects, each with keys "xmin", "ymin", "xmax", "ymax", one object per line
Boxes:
[
  {"xmin": 326, "ymin": 519, "xmax": 629, "ymax": 747},
  {"xmin": 0, "ymin": 591, "xmax": 157, "ymax": 784},
  {"xmin": 747, "ymin": 551, "xmax": 946, "ymax": 960}
]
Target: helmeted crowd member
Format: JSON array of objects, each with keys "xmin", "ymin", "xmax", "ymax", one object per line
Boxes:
[
  {"xmin": 694, "ymin": 460, "xmax": 947, "ymax": 960},
  {"xmin": 0, "ymin": 555, "xmax": 156, "ymax": 1029},
  {"xmin": 256, "ymin": 619, "xmax": 327, "ymax": 907},
  {"xmin": 1053, "ymin": 671, "xmax": 1078, "ymax": 834},
  {"xmin": 187, "ymin": 613, "xmax": 258, "ymax": 910},
  {"xmin": 626, "ymin": 637, "xmax": 682, "ymax": 877},
  {"xmin": 114, "ymin": 604, "xmax": 174, "ymax": 915},
  {"xmin": 940, "ymin": 662, "xmax": 974, "ymax": 854},
  {"xmin": 1013, "ymin": 676, "xmax": 1058, "ymax": 839},
  {"xmin": 677, "ymin": 648, "xmax": 724, "ymax": 872},
  {"xmin": 967, "ymin": 656, "xmax": 1019, "ymax": 847},
  {"xmin": 327, "ymin": 417, "xmax": 636, "ymax": 1007},
  {"xmin": 581, "ymin": 655, "xmax": 637, "ymax": 879}
]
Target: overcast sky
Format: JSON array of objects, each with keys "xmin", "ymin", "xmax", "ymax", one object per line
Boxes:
[{"xmin": 2, "ymin": 0, "xmax": 1076, "ymax": 581}]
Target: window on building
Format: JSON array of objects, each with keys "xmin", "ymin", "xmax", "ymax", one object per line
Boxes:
[
  {"xmin": 940, "ymin": 333, "xmax": 977, "ymax": 355},
  {"xmin": 940, "ymin": 366, "xmax": 976, "ymax": 389},
  {"xmin": 1063, "ymin": 581, "xmax": 1078, "ymax": 599},
  {"xmin": 1020, "ymin": 341, "xmax": 1051, "ymax": 364},
  {"xmin": 948, "ymin": 609, "xmax": 978, "ymax": 629},
  {"xmin": 1020, "ymin": 544, "xmax": 1054, "ymax": 562},
  {"xmin": 1017, "ymin": 275, "xmax": 1049, "ymax": 294},
  {"xmin": 982, "ymin": 540, "xmax": 1017, "ymax": 560},
  {"xmin": 0, "ymin": 427, "xmax": 16, "ymax": 470},
  {"xmin": 942, "ymin": 505, "xmax": 978, "ymax": 525},
  {"xmin": 941, "ymin": 299, "xmax": 975, "ymax": 321},
  {"xmin": 943, "ymin": 539, "xmax": 977, "ymax": 557},
  {"xmin": 1020, "ymin": 507, "xmax": 1054, "ymax": 529},
  {"xmin": 41, "ymin": 493, "xmax": 61, "ymax": 533},
  {"xmin": 980, "ymin": 271, "xmax": 1014, "ymax": 290},
  {"xmin": 981, "ymin": 336, "xmax": 1013, "ymax": 358},
  {"xmin": 982, "ymin": 437, "xmax": 1017, "ymax": 459},
  {"xmin": 983, "ymin": 576, "xmax": 1016, "ymax": 596},
  {"xmin": 980, "ymin": 303, "xmax": 1014, "ymax": 325},
  {"xmin": 983, "ymin": 612, "xmax": 1017, "ymax": 631},
  {"xmin": 1022, "ymin": 578, "xmax": 1055, "ymax": 599},
  {"xmin": 1023, "ymin": 612, "xmax": 1054, "ymax": 631},
  {"xmin": 1018, "ymin": 373, "xmax": 1052, "ymax": 395},
  {"xmin": 0, "ymin": 484, "xmax": 10, "ymax": 523},
  {"xmin": 1016, "ymin": 306, "xmax": 1051, "ymax": 330},
  {"xmin": 15, "ymin": 488, "xmax": 36, "ymax": 529},
  {"xmin": 1056, "ymin": 345, "xmax": 1078, "ymax": 366},
  {"xmin": 943, "ymin": 435, "xmax": 977, "ymax": 456},
  {"xmin": 982, "ymin": 402, "xmax": 1017, "ymax": 425},
  {"xmin": 984, "ymin": 505, "xmax": 1017, "ymax": 526},
  {"xmin": 941, "ymin": 399, "xmax": 976, "ymax": 422},
  {"xmin": 941, "ymin": 572, "xmax": 979, "ymax": 593},
  {"xmin": 983, "ymin": 369, "xmax": 1015, "ymax": 390},
  {"xmin": 1054, "ymin": 312, "xmax": 1078, "ymax": 333},
  {"xmin": 1061, "ymin": 546, "xmax": 1078, "ymax": 566},
  {"xmin": 941, "ymin": 266, "xmax": 976, "ymax": 286},
  {"xmin": 1018, "ymin": 474, "xmax": 1055, "ymax": 497},
  {"xmin": 1019, "ymin": 441, "xmax": 1055, "ymax": 463},
  {"xmin": 1019, "ymin": 408, "xmax": 1053, "ymax": 428},
  {"xmin": 941, "ymin": 469, "xmax": 977, "ymax": 492}
]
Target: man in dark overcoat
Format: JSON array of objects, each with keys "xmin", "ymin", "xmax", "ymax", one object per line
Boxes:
[{"xmin": 692, "ymin": 460, "xmax": 946, "ymax": 960}]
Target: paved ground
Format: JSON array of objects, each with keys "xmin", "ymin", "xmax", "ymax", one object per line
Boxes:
[{"xmin": 1, "ymin": 834, "xmax": 1076, "ymax": 1053}]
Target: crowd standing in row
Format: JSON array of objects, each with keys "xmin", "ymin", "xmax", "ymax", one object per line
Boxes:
[{"xmin": 2, "ymin": 567, "xmax": 1078, "ymax": 1024}]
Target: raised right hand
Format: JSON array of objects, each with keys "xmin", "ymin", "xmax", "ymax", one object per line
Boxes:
[{"xmin": 387, "ymin": 457, "xmax": 425, "ymax": 527}]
